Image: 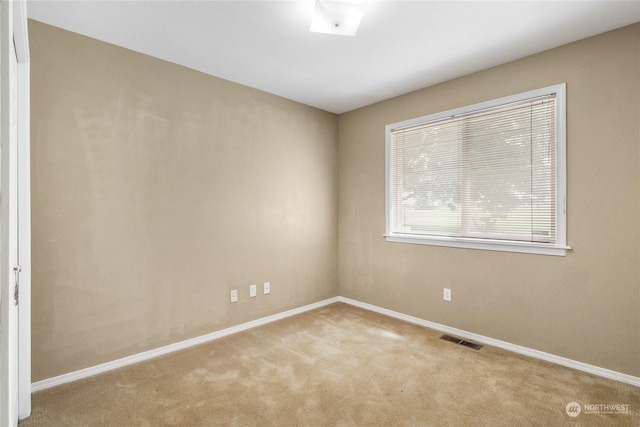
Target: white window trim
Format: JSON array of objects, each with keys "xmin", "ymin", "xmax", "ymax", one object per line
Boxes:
[{"xmin": 384, "ymin": 84, "xmax": 570, "ymax": 256}]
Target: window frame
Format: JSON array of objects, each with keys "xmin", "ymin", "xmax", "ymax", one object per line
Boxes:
[{"xmin": 384, "ymin": 84, "xmax": 569, "ymax": 256}]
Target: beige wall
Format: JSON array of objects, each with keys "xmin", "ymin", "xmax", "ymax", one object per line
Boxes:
[
  {"xmin": 30, "ymin": 21, "xmax": 338, "ymax": 381},
  {"xmin": 338, "ymin": 23, "xmax": 640, "ymax": 377},
  {"xmin": 31, "ymin": 19, "xmax": 639, "ymax": 382}
]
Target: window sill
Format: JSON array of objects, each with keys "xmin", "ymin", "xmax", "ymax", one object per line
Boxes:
[{"xmin": 384, "ymin": 234, "xmax": 570, "ymax": 256}]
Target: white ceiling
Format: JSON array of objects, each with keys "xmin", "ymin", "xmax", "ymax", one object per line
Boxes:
[{"xmin": 27, "ymin": 0, "xmax": 640, "ymax": 114}]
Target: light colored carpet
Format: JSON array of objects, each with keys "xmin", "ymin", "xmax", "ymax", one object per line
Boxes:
[{"xmin": 19, "ymin": 303, "xmax": 640, "ymax": 426}]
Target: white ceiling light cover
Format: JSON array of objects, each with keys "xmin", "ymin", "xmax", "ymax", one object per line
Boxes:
[{"xmin": 310, "ymin": 0, "xmax": 368, "ymax": 36}]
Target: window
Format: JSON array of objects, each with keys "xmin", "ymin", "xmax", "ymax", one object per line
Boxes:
[{"xmin": 385, "ymin": 84, "xmax": 569, "ymax": 256}]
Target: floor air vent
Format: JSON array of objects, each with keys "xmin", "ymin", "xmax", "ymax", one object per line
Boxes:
[{"xmin": 440, "ymin": 334, "xmax": 483, "ymax": 350}]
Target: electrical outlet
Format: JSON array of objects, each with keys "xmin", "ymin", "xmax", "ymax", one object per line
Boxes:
[
  {"xmin": 263, "ymin": 282, "xmax": 271, "ymax": 295},
  {"xmin": 249, "ymin": 284, "xmax": 257, "ymax": 298},
  {"xmin": 230, "ymin": 289, "xmax": 238, "ymax": 303},
  {"xmin": 443, "ymin": 288, "xmax": 452, "ymax": 302}
]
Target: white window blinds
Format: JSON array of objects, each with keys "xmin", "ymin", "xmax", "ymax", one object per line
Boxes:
[{"xmin": 386, "ymin": 85, "xmax": 567, "ymax": 255}]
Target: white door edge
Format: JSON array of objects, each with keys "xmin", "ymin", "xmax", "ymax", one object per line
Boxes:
[{"xmin": 14, "ymin": 0, "xmax": 31, "ymax": 419}]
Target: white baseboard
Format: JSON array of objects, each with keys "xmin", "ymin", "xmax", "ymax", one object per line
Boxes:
[
  {"xmin": 32, "ymin": 297, "xmax": 340, "ymax": 392},
  {"xmin": 337, "ymin": 296, "xmax": 640, "ymax": 387},
  {"xmin": 33, "ymin": 295, "xmax": 639, "ymax": 392}
]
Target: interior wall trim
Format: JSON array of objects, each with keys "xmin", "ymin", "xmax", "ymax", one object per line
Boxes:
[
  {"xmin": 337, "ymin": 296, "xmax": 640, "ymax": 387},
  {"xmin": 31, "ymin": 297, "xmax": 340, "ymax": 392},
  {"xmin": 32, "ymin": 295, "xmax": 638, "ymax": 392}
]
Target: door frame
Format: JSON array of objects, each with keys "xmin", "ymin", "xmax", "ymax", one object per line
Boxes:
[
  {"xmin": 0, "ymin": 0, "xmax": 31, "ymax": 424},
  {"xmin": 15, "ymin": 0, "xmax": 31, "ymax": 420}
]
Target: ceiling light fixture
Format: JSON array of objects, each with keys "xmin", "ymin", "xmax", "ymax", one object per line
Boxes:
[{"xmin": 309, "ymin": 0, "xmax": 368, "ymax": 37}]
